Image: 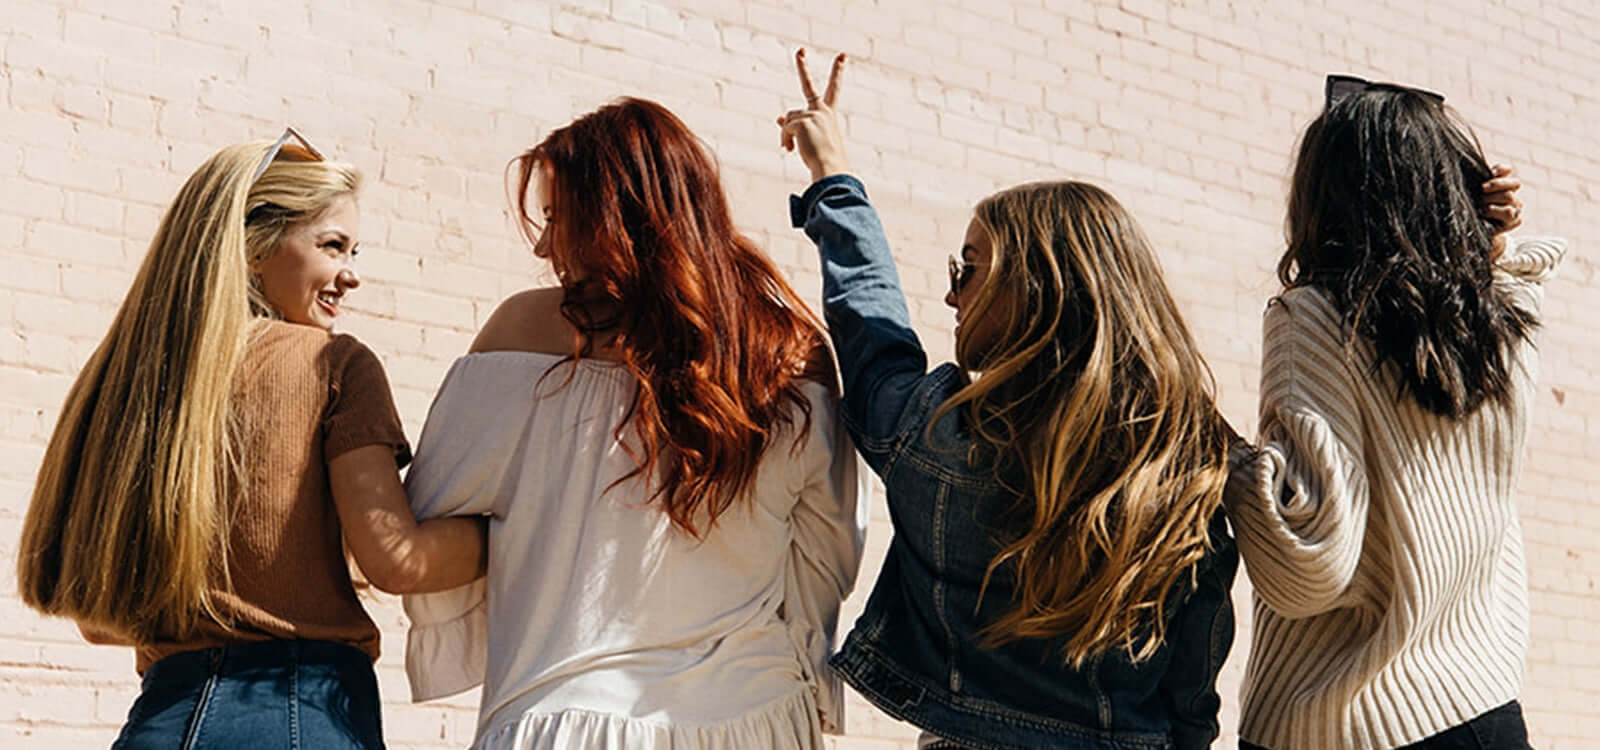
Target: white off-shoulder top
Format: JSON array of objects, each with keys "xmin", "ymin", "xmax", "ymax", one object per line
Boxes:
[{"xmin": 402, "ymin": 351, "xmax": 866, "ymax": 750}]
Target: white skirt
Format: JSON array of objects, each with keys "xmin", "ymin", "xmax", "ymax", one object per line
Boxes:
[{"xmin": 474, "ymin": 686, "xmax": 824, "ymax": 750}]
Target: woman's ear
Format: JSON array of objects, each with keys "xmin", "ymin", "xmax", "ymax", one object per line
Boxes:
[{"xmin": 247, "ymin": 238, "xmax": 279, "ymax": 273}]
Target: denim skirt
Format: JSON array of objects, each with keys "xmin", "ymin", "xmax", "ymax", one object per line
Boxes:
[{"xmin": 111, "ymin": 639, "xmax": 384, "ymax": 750}]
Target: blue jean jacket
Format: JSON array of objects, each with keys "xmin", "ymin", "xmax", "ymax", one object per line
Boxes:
[{"xmin": 791, "ymin": 175, "xmax": 1237, "ymax": 750}]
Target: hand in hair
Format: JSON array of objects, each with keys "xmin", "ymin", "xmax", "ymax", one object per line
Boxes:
[
  {"xmin": 778, "ymin": 48, "xmax": 850, "ymax": 181},
  {"xmin": 1481, "ymin": 163, "xmax": 1523, "ymax": 260}
]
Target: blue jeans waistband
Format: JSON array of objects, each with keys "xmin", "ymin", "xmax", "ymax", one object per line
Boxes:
[
  {"xmin": 144, "ymin": 639, "xmax": 372, "ymax": 685},
  {"xmin": 117, "ymin": 639, "xmax": 383, "ymax": 750}
]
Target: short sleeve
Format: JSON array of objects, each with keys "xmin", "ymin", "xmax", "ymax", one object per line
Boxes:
[{"xmin": 322, "ymin": 336, "xmax": 412, "ymax": 467}]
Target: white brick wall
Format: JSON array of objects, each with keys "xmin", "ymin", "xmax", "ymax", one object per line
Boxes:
[{"xmin": 2, "ymin": 1, "xmax": 1596, "ymax": 747}]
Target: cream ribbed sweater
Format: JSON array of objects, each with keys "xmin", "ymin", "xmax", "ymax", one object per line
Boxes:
[{"xmin": 1227, "ymin": 236, "xmax": 1567, "ymax": 750}]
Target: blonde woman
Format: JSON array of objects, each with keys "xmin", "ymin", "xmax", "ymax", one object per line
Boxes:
[
  {"xmin": 16, "ymin": 131, "xmax": 487, "ymax": 749},
  {"xmin": 779, "ymin": 52, "xmax": 1238, "ymax": 749}
]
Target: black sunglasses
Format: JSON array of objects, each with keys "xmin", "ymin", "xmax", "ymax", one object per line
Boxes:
[
  {"xmin": 948, "ymin": 255, "xmax": 977, "ymax": 296},
  {"xmin": 1324, "ymin": 74, "xmax": 1445, "ymax": 110}
]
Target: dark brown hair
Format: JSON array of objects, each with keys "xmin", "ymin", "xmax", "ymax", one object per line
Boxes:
[{"xmin": 1282, "ymin": 88, "xmax": 1535, "ymax": 417}]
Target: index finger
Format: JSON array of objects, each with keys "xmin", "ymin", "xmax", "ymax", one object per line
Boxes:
[
  {"xmin": 795, "ymin": 48, "xmax": 820, "ymax": 104},
  {"xmin": 1482, "ymin": 176, "xmax": 1521, "ymax": 195},
  {"xmin": 823, "ymin": 53, "xmax": 846, "ymax": 107}
]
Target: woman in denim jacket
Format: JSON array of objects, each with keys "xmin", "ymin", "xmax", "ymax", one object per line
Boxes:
[{"xmin": 778, "ymin": 51, "xmax": 1239, "ymax": 750}]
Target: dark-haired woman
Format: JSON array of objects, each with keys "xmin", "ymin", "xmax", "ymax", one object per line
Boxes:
[
  {"xmin": 1227, "ymin": 76, "xmax": 1566, "ymax": 750},
  {"xmin": 399, "ymin": 98, "xmax": 864, "ymax": 750}
]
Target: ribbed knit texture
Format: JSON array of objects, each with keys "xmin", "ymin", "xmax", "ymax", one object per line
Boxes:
[
  {"xmin": 132, "ymin": 320, "xmax": 411, "ymax": 673},
  {"xmin": 1227, "ymin": 236, "xmax": 1567, "ymax": 750}
]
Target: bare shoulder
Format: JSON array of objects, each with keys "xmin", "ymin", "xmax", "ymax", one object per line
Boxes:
[
  {"xmin": 798, "ymin": 336, "xmax": 841, "ymax": 394},
  {"xmin": 470, "ymin": 287, "xmax": 576, "ymax": 356}
]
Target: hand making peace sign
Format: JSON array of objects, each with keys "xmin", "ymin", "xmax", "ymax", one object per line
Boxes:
[{"xmin": 778, "ymin": 48, "xmax": 850, "ymax": 182}]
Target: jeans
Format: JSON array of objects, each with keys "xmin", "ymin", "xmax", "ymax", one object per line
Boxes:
[
  {"xmin": 111, "ymin": 639, "xmax": 384, "ymax": 750},
  {"xmin": 919, "ymin": 731, "xmax": 977, "ymax": 749},
  {"xmin": 1240, "ymin": 700, "xmax": 1531, "ymax": 750}
]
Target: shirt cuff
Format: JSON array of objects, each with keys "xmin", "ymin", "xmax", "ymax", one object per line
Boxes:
[
  {"xmin": 404, "ymin": 579, "xmax": 488, "ymax": 702},
  {"xmin": 789, "ymin": 174, "xmax": 867, "ymax": 228}
]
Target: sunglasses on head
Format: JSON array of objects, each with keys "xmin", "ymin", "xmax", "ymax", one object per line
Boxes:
[
  {"xmin": 1324, "ymin": 74, "xmax": 1445, "ymax": 110},
  {"xmin": 250, "ymin": 126, "xmax": 324, "ymax": 183},
  {"xmin": 948, "ymin": 255, "xmax": 977, "ymax": 296}
]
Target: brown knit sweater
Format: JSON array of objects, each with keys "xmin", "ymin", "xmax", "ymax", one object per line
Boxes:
[{"xmin": 125, "ymin": 320, "xmax": 411, "ymax": 673}]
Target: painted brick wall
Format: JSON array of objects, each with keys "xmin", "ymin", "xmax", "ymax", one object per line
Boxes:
[{"xmin": 2, "ymin": 1, "xmax": 1596, "ymax": 747}]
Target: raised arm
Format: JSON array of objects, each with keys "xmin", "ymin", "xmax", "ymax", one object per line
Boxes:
[{"xmin": 781, "ymin": 50, "xmax": 958, "ymax": 472}]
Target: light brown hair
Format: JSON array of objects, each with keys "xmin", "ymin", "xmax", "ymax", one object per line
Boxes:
[{"xmin": 938, "ymin": 181, "xmax": 1231, "ymax": 666}]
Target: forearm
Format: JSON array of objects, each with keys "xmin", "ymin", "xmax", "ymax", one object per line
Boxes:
[
  {"xmin": 332, "ymin": 444, "xmax": 488, "ymax": 595},
  {"xmin": 399, "ymin": 515, "xmax": 489, "ymax": 594},
  {"xmin": 791, "ymin": 175, "xmax": 930, "ymax": 425},
  {"xmin": 346, "ymin": 508, "xmax": 486, "ymax": 595},
  {"xmin": 1494, "ymin": 235, "xmax": 1567, "ymax": 284},
  {"xmin": 794, "ymin": 176, "xmax": 915, "ymax": 325}
]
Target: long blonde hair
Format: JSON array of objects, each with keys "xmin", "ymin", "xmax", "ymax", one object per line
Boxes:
[
  {"xmin": 936, "ymin": 181, "xmax": 1230, "ymax": 667},
  {"xmin": 15, "ymin": 141, "xmax": 361, "ymax": 641}
]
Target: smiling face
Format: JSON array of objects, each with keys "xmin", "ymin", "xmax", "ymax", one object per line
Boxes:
[
  {"xmin": 945, "ymin": 217, "xmax": 1009, "ymax": 368},
  {"xmin": 253, "ymin": 194, "xmax": 361, "ymax": 330}
]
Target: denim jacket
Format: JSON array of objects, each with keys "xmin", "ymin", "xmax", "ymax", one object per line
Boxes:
[{"xmin": 791, "ymin": 175, "xmax": 1238, "ymax": 750}]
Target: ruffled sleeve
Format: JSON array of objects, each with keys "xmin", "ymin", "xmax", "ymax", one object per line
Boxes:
[
  {"xmin": 402, "ymin": 354, "xmax": 532, "ymax": 701},
  {"xmin": 780, "ymin": 382, "xmax": 868, "ymax": 733}
]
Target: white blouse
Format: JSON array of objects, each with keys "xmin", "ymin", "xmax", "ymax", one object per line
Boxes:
[{"xmin": 402, "ymin": 352, "xmax": 866, "ymax": 750}]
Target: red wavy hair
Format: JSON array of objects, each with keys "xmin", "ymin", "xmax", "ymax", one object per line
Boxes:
[{"xmin": 513, "ymin": 97, "xmax": 830, "ymax": 536}]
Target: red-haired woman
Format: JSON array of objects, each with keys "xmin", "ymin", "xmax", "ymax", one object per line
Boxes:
[{"xmin": 399, "ymin": 97, "xmax": 865, "ymax": 750}]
